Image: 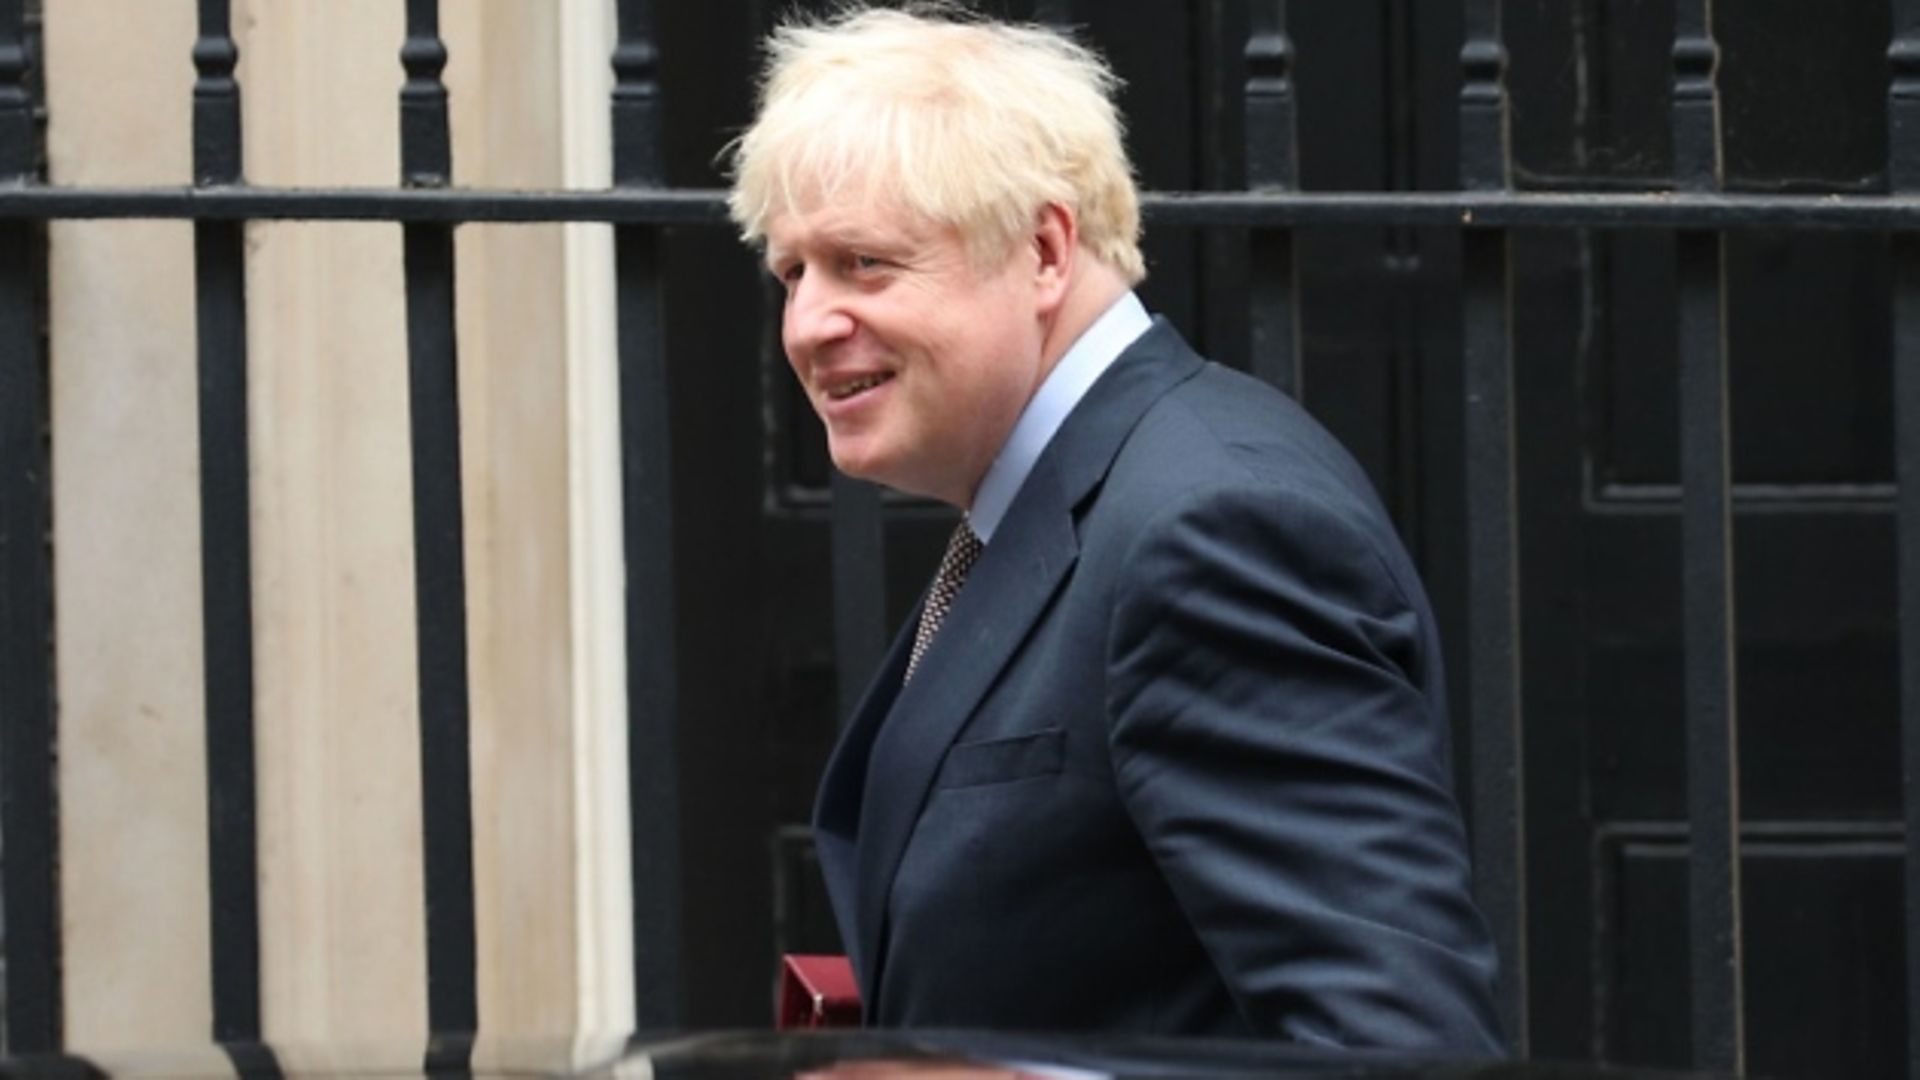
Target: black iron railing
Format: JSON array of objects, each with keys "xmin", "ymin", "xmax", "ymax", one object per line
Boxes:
[
  {"xmin": 396, "ymin": 3, "xmax": 479, "ymax": 1065},
  {"xmin": 611, "ymin": 0, "xmax": 686, "ymax": 1036},
  {"xmin": 1670, "ymin": 3, "xmax": 1744, "ymax": 1075},
  {"xmin": 1456, "ymin": 0, "xmax": 1526, "ymax": 1052},
  {"xmin": 0, "ymin": 0, "xmax": 47, "ymax": 1057},
  {"xmin": 191, "ymin": 0, "xmax": 261, "ymax": 1052},
  {"xmin": 1893, "ymin": 7, "xmax": 1920, "ymax": 1080},
  {"xmin": 0, "ymin": 2, "xmax": 1916, "ymax": 1077}
]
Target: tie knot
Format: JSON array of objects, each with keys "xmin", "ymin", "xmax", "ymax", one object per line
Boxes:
[{"xmin": 935, "ymin": 520, "xmax": 984, "ymax": 584}]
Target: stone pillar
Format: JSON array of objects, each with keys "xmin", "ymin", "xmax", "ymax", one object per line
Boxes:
[
  {"xmin": 41, "ymin": 0, "xmax": 631, "ymax": 1061},
  {"xmin": 44, "ymin": 0, "xmax": 212, "ymax": 1055}
]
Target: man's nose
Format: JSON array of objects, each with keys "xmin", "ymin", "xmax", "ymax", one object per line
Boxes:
[{"xmin": 783, "ymin": 272, "xmax": 856, "ymax": 353}]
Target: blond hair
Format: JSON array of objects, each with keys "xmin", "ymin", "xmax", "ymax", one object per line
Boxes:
[{"xmin": 725, "ymin": 4, "xmax": 1146, "ymax": 283}]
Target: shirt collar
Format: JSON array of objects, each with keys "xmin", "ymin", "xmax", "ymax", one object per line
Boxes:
[{"xmin": 966, "ymin": 291, "xmax": 1152, "ymax": 542}]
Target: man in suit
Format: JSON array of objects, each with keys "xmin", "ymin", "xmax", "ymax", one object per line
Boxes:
[{"xmin": 726, "ymin": 5, "xmax": 1504, "ymax": 1054}]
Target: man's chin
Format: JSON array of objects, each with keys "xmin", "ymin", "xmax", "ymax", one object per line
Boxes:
[
  {"xmin": 828, "ymin": 450, "xmax": 941, "ymax": 503},
  {"xmin": 826, "ymin": 446, "xmax": 894, "ymax": 489}
]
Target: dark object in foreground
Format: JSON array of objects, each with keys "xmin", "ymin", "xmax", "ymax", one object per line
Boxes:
[{"xmin": 0, "ymin": 1031, "xmax": 1734, "ymax": 1080}]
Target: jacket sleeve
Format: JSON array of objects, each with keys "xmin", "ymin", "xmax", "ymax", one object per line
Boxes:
[{"xmin": 1105, "ymin": 479, "xmax": 1506, "ymax": 1054}]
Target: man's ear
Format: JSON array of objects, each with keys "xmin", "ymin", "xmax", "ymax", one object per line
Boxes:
[{"xmin": 1031, "ymin": 202, "xmax": 1076, "ymax": 314}]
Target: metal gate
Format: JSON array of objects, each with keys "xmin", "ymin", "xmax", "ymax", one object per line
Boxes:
[{"xmin": 2, "ymin": 1, "xmax": 1918, "ymax": 1076}]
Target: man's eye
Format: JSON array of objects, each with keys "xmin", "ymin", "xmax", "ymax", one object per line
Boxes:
[
  {"xmin": 775, "ymin": 263, "xmax": 803, "ymax": 288},
  {"xmin": 851, "ymin": 254, "xmax": 884, "ymax": 271}
]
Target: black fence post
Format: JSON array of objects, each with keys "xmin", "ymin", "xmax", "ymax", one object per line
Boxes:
[
  {"xmin": 191, "ymin": 0, "xmax": 262, "ymax": 1051},
  {"xmin": 1245, "ymin": 1, "xmax": 1301, "ymax": 397},
  {"xmin": 1671, "ymin": 1, "xmax": 1744, "ymax": 1074},
  {"xmin": 398, "ymin": 1, "xmax": 477, "ymax": 1064},
  {"xmin": 611, "ymin": 0, "xmax": 685, "ymax": 1032},
  {"xmin": 1888, "ymin": 6, "xmax": 1920, "ymax": 1080},
  {"xmin": 1457, "ymin": 0, "xmax": 1527, "ymax": 1056},
  {"xmin": 0, "ymin": 0, "xmax": 54, "ymax": 1052}
]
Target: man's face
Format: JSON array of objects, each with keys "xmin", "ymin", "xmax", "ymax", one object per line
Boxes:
[{"xmin": 765, "ymin": 195, "xmax": 1049, "ymax": 507}]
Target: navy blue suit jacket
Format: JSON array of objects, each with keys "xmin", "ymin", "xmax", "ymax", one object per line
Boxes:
[{"xmin": 812, "ymin": 321, "xmax": 1504, "ymax": 1053}]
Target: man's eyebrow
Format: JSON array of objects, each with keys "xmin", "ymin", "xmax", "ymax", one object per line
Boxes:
[{"xmin": 762, "ymin": 225, "xmax": 909, "ymax": 270}]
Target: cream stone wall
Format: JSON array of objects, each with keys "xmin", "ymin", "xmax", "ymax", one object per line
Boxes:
[
  {"xmin": 43, "ymin": 0, "xmax": 631, "ymax": 1060},
  {"xmin": 440, "ymin": 0, "xmax": 634, "ymax": 1066},
  {"xmin": 237, "ymin": 0, "xmax": 428, "ymax": 1065},
  {"xmin": 45, "ymin": 0, "xmax": 211, "ymax": 1054}
]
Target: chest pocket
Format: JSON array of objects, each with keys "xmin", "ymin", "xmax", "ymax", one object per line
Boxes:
[{"xmin": 935, "ymin": 728, "xmax": 1067, "ymax": 789}]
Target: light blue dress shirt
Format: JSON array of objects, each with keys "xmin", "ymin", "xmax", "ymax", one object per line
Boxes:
[{"xmin": 966, "ymin": 291, "xmax": 1153, "ymax": 542}]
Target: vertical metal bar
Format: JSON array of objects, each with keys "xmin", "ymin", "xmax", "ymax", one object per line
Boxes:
[
  {"xmin": 399, "ymin": 0, "xmax": 476, "ymax": 1060},
  {"xmin": 1888, "ymin": 8, "xmax": 1920, "ymax": 1079},
  {"xmin": 1672, "ymin": 2, "xmax": 1743, "ymax": 1073},
  {"xmin": 0, "ymin": 0, "xmax": 54, "ymax": 1054},
  {"xmin": 1382, "ymin": 0, "xmax": 1424, "ymax": 537},
  {"xmin": 1898, "ymin": 234, "xmax": 1920, "ymax": 1080},
  {"xmin": 829, "ymin": 473, "xmax": 886, "ymax": 723},
  {"xmin": 612, "ymin": 0, "xmax": 684, "ymax": 1031},
  {"xmin": 1245, "ymin": 0, "xmax": 1301, "ymax": 396},
  {"xmin": 192, "ymin": 0, "xmax": 262, "ymax": 1049},
  {"xmin": 1457, "ymin": 0, "xmax": 1527, "ymax": 1054}
]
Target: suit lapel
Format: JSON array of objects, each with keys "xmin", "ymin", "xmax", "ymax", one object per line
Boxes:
[
  {"xmin": 851, "ymin": 456, "xmax": 1079, "ymax": 998},
  {"xmin": 846, "ymin": 320, "xmax": 1206, "ymax": 1001},
  {"xmin": 812, "ymin": 609, "xmax": 917, "ymax": 976}
]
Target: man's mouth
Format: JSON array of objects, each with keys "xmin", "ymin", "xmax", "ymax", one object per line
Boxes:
[{"xmin": 825, "ymin": 372, "xmax": 893, "ymax": 401}]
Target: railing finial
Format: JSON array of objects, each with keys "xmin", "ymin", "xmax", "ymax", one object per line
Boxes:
[
  {"xmin": 1889, "ymin": 0, "xmax": 1920, "ymax": 192},
  {"xmin": 400, "ymin": 0, "xmax": 451, "ymax": 188},
  {"xmin": 192, "ymin": 0, "xmax": 242, "ymax": 185},
  {"xmin": 612, "ymin": 0, "xmax": 662, "ymax": 187},
  {"xmin": 1671, "ymin": 0, "xmax": 1722, "ymax": 193},
  {"xmin": 1459, "ymin": 0, "xmax": 1510, "ymax": 192},
  {"xmin": 0, "ymin": 0, "xmax": 31, "ymax": 181},
  {"xmin": 1246, "ymin": 1, "xmax": 1297, "ymax": 193}
]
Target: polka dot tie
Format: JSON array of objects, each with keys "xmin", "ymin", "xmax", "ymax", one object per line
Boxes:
[{"xmin": 905, "ymin": 521, "xmax": 984, "ymax": 684}]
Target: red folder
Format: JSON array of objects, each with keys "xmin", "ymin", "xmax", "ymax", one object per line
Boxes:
[{"xmin": 776, "ymin": 953, "xmax": 862, "ymax": 1029}]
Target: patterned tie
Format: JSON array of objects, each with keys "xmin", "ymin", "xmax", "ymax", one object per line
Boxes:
[{"xmin": 904, "ymin": 520, "xmax": 984, "ymax": 683}]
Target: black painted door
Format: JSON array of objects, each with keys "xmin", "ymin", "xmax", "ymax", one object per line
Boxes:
[
  {"xmin": 651, "ymin": 4, "xmax": 1905, "ymax": 1075},
  {"xmin": 1501, "ymin": 3, "xmax": 1903, "ymax": 1076}
]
